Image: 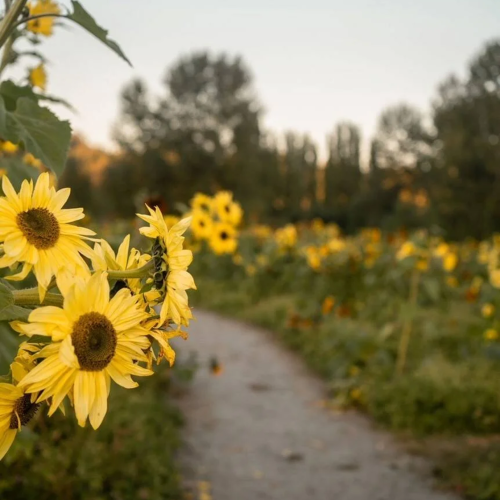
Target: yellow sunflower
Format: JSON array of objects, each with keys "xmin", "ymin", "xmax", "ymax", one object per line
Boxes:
[
  {"xmin": 0, "ymin": 173, "xmax": 95, "ymax": 300},
  {"xmin": 16, "ymin": 272, "xmax": 153, "ymax": 429},
  {"xmin": 212, "ymin": 191, "xmax": 243, "ymax": 227},
  {"xmin": 92, "ymin": 235, "xmax": 150, "ymax": 296},
  {"xmin": 0, "ymin": 383, "xmax": 39, "ymax": 460},
  {"xmin": 209, "ymin": 222, "xmax": 238, "ymax": 255},
  {"xmin": 138, "ymin": 206, "xmax": 196, "ymax": 327},
  {"xmin": 27, "ymin": 0, "xmax": 61, "ymax": 37},
  {"xmin": 191, "ymin": 193, "xmax": 213, "ymax": 213},
  {"xmin": 29, "ymin": 64, "xmax": 47, "ymax": 91},
  {"xmin": 191, "ymin": 209, "xmax": 213, "ymax": 240}
]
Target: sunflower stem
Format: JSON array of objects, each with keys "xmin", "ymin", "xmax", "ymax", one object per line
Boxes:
[
  {"xmin": 11, "ymin": 12, "xmax": 67, "ymax": 30},
  {"xmin": 107, "ymin": 259, "xmax": 155, "ymax": 280},
  {"xmin": 12, "ymin": 288, "xmax": 63, "ymax": 307},
  {"xmin": 0, "ymin": 0, "xmax": 27, "ymax": 50}
]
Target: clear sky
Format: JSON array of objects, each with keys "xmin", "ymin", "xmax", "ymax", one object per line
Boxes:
[{"xmin": 17, "ymin": 0, "xmax": 500, "ymax": 158}]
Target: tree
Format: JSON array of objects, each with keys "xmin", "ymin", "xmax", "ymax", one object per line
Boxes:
[
  {"xmin": 432, "ymin": 40, "xmax": 500, "ymax": 238},
  {"xmin": 114, "ymin": 51, "xmax": 264, "ymax": 209}
]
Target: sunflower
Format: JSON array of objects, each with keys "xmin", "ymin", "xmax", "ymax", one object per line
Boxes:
[
  {"xmin": 209, "ymin": 222, "xmax": 238, "ymax": 255},
  {"xmin": 191, "ymin": 193, "xmax": 213, "ymax": 213},
  {"xmin": 138, "ymin": 206, "xmax": 196, "ymax": 327},
  {"xmin": 0, "ymin": 173, "xmax": 95, "ymax": 301},
  {"xmin": 212, "ymin": 191, "xmax": 242, "ymax": 227},
  {"xmin": 16, "ymin": 272, "xmax": 153, "ymax": 429},
  {"xmin": 0, "ymin": 383, "xmax": 40, "ymax": 460},
  {"xmin": 27, "ymin": 0, "xmax": 61, "ymax": 37},
  {"xmin": 191, "ymin": 209, "xmax": 213, "ymax": 240},
  {"xmin": 29, "ymin": 64, "xmax": 47, "ymax": 91},
  {"xmin": 92, "ymin": 235, "xmax": 150, "ymax": 296}
]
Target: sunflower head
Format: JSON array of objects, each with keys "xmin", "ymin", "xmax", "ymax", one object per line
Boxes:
[
  {"xmin": 0, "ymin": 173, "xmax": 95, "ymax": 300},
  {"xmin": 213, "ymin": 191, "xmax": 243, "ymax": 227},
  {"xmin": 137, "ymin": 207, "xmax": 196, "ymax": 327},
  {"xmin": 71, "ymin": 312, "xmax": 117, "ymax": 371},
  {"xmin": 191, "ymin": 209, "xmax": 213, "ymax": 240},
  {"xmin": 0, "ymin": 381, "xmax": 39, "ymax": 460},
  {"xmin": 209, "ymin": 222, "xmax": 238, "ymax": 255},
  {"xmin": 27, "ymin": 0, "xmax": 61, "ymax": 36},
  {"xmin": 191, "ymin": 193, "xmax": 213, "ymax": 213},
  {"xmin": 16, "ymin": 272, "xmax": 153, "ymax": 429}
]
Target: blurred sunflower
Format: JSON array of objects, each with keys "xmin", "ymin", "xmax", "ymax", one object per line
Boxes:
[
  {"xmin": 27, "ymin": 0, "xmax": 61, "ymax": 37},
  {"xmin": 213, "ymin": 191, "xmax": 243, "ymax": 227},
  {"xmin": 191, "ymin": 193, "xmax": 213, "ymax": 213},
  {"xmin": 191, "ymin": 209, "xmax": 213, "ymax": 240},
  {"xmin": 29, "ymin": 64, "xmax": 47, "ymax": 91},
  {"xmin": 16, "ymin": 272, "xmax": 153, "ymax": 429},
  {"xmin": 0, "ymin": 173, "xmax": 95, "ymax": 300},
  {"xmin": 209, "ymin": 222, "xmax": 238, "ymax": 255}
]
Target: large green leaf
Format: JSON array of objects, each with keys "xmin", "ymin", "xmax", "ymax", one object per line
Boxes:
[
  {"xmin": 0, "ymin": 80, "xmax": 74, "ymax": 111},
  {"xmin": 0, "ymin": 96, "xmax": 72, "ymax": 176},
  {"xmin": 67, "ymin": 1, "xmax": 132, "ymax": 66}
]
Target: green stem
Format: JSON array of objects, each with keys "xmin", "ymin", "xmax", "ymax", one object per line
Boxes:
[
  {"xmin": 0, "ymin": 0, "xmax": 27, "ymax": 50},
  {"xmin": 13, "ymin": 288, "xmax": 63, "ymax": 307},
  {"xmin": 0, "ymin": 34, "xmax": 14, "ymax": 76},
  {"xmin": 395, "ymin": 269, "xmax": 420, "ymax": 376},
  {"xmin": 11, "ymin": 12, "xmax": 67, "ymax": 30},
  {"xmin": 107, "ymin": 259, "xmax": 155, "ymax": 280}
]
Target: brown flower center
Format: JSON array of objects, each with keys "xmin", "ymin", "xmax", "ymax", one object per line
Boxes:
[
  {"xmin": 72, "ymin": 312, "xmax": 117, "ymax": 371},
  {"xmin": 17, "ymin": 208, "xmax": 60, "ymax": 249},
  {"xmin": 220, "ymin": 231, "xmax": 229, "ymax": 241},
  {"xmin": 9, "ymin": 394, "xmax": 40, "ymax": 429}
]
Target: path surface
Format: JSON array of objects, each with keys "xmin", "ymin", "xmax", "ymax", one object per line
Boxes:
[{"xmin": 173, "ymin": 311, "xmax": 457, "ymax": 500}]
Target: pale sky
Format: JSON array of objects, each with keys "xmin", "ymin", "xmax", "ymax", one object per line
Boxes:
[{"xmin": 11, "ymin": 0, "xmax": 500, "ymax": 159}]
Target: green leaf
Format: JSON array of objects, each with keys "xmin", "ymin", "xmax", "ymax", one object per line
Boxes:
[
  {"xmin": 0, "ymin": 155, "xmax": 40, "ymax": 188},
  {"xmin": 0, "ymin": 80, "xmax": 37, "ymax": 111},
  {"xmin": 67, "ymin": 1, "xmax": 132, "ymax": 66},
  {"xmin": 0, "ymin": 321, "xmax": 21, "ymax": 375},
  {"xmin": 0, "ymin": 96, "xmax": 72, "ymax": 176},
  {"xmin": 0, "ymin": 281, "xmax": 14, "ymax": 310},
  {"xmin": 0, "ymin": 81, "xmax": 74, "ymax": 111},
  {"xmin": 0, "ymin": 305, "xmax": 30, "ymax": 321}
]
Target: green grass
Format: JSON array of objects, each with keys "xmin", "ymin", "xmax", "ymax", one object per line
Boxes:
[{"xmin": 0, "ymin": 369, "xmax": 185, "ymax": 500}]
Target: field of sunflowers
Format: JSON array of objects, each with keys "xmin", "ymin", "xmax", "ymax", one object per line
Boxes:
[{"xmin": 166, "ymin": 190, "xmax": 500, "ymax": 499}]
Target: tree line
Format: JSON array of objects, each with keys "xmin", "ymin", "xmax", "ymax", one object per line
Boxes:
[{"xmin": 62, "ymin": 39, "xmax": 500, "ymax": 240}]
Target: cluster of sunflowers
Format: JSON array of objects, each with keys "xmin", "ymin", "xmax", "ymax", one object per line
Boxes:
[
  {"xmin": 0, "ymin": 173, "xmax": 195, "ymax": 459},
  {"xmin": 215, "ymin": 214, "xmax": 500, "ymax": 343},
  {"xmin": 188, "ymin": 191, "xmax": 243, "ymax": 255}
]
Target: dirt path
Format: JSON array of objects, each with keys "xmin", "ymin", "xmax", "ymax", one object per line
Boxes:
[{"xmin": 174, "ymin": 311, "xmax": 457, "ymax": 500}]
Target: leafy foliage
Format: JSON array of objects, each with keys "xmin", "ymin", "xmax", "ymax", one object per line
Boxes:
[{"xmin": 0, "ymin": 94, "xmax": 71, "ymax": 175}]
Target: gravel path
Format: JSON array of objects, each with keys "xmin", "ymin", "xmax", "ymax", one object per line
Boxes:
[{"xmin": 174, "ymin": 311, "xmax": 457, "ymax": 500}]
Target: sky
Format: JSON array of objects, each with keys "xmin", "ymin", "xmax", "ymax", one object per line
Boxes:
[{"xmin": 13, "ymin": 0, "xmax": 500, "ymax": 160}]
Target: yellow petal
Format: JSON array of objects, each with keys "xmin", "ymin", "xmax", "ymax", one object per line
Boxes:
[
  {"xmin": 0, "ymin": 429, "xmax": 17, "ymax": 461},
  {"xmin": 89, "ymin": 371, "xmax": 108, "ymax": 429}
]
